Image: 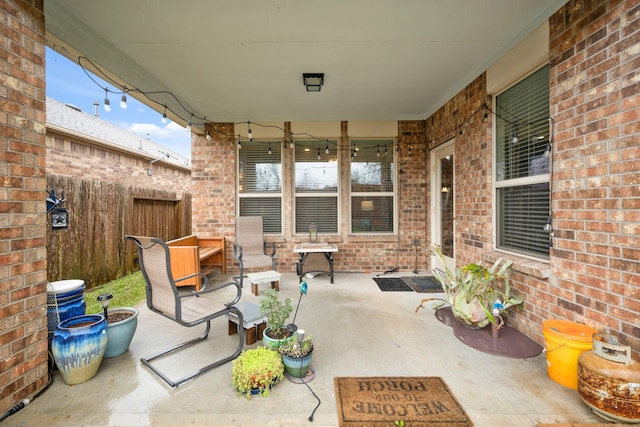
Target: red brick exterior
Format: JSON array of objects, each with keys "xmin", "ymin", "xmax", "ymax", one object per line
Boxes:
[
  {"xmin": 46, "ymin": 129, "xmax": 191, "ymax": 194},
  {"xmin": 196, "ymin": 121, "xmax": 428, "ymax": 275},
  {"xmin": 0, "ymin": 0, "xmax": 48, "ymax": 413},
  {"xmin": 547, "ymin": 0, "xmax": 639, "ymax": 354}
]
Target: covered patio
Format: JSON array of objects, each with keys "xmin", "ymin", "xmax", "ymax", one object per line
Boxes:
[
  {"xmin": 8, "ymin": 273, "xmax": 599, "ymax": 426},
  {"xmin": 1, "ymin": 0, "xmax": 638, "ymax": 423}
]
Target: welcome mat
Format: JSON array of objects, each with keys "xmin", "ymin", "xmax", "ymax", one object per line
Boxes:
[
  {"xmin": 334, "ymin": 376, "xmax": 473, "ymax": 427},
  {"xmin": 373, "ymin": 277, "xmax": 413, "ymax": 292},
  {"xmin": 401, "ymin": 276, "xmax": 442, "ymax": 293}
]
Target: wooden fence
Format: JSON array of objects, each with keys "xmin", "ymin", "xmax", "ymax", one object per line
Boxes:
[{"xmin": 46, "ymin": 175, "xmax": 191, "ymax": 288}]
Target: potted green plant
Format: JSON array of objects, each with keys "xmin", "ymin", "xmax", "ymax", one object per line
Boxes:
[
  {"xmin": 259, "ymin": 289, "xmax": 293, "ymax": 348},
  {"xmin": 232, "ymin": 346, "xmax": 285, "ymax": 398},
  {"xmin": 415, "ymin": 245, "xmax": 523, "ymax": 329},
  {"xmin": 278, "ymin": 330, "xmax": 313, "ymax": 378}
]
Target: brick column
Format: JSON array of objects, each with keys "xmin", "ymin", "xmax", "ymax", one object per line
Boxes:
[
  {"xmin": 0, "ymin": 0, "xmax": 48, "ymax": 413},
  {"xmin": 193, "ymin": 123, "xmax": 237, "ymax": 268}
]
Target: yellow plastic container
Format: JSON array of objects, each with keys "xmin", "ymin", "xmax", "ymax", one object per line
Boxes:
[{"xmin": 542, "ymin": 319, "xmax": 598, "ymax": 389}]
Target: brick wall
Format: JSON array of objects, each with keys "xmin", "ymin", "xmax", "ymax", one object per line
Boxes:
[
  {"xmin": 46, "ymin": 129, "xmax": 191, "ymax": 195},
  {"xmin": 426, "ymin": 75, "xmax": 491, "ymax": 268},
  {"xmin": 420, "ymin": 0, "xmax": 639, "ymax": 357},
  {"xmin": 548, "ymin": 0, "xmax": 639, "ymax": 354},
  {"xmin": 0, "ymin": 0, "xmax": 48, "ymax": 413},
  {"xmin": 195, "ymin": 120, "xmax": 427, "ymax": 275}
]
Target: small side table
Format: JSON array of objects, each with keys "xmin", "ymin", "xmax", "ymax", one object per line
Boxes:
[
  {"xmin": 228, "ymin": 302, "xmax": 267, "ymax": 345},
  {"xmin": 246, "ymin": 270, "xmax": 281, "ymax": 296}
]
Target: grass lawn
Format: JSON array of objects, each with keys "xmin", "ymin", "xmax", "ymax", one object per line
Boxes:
[{"xmin": 84, "ymin": 271, "xmax": 146, "ymax": 314}]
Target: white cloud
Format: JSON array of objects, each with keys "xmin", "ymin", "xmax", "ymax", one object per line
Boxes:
[{"xmin": 126, "ymin": 122, "xmax": 191, "ymax": 158}]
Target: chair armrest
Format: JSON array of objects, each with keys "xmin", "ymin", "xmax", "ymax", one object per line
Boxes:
[
  {"xmin": 175, "ymin": 272, "xmax": 207, "ymax": 284},
  {"xmin": 233, "ymin": 242, "xmax": 243, "ymax": 260},
  {"xmin": 264, "ymin": 241, "xmax": 276, "ymax": 257},
  {"xmin": 192, "ymin": 280, "xmax": 242, "ymax": 306}
]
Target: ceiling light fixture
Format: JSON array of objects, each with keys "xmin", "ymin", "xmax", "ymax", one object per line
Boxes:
[{"xmin": 303, "ymin": 73, "xmax": 324, "ymax": 92}]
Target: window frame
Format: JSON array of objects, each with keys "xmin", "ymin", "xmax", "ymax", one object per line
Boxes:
[
  {"xmin": 493, "ymin": 64, "xmax": 551, "ymax": 260},
  {"xmin": 237, "ymin": 139, "xmax": 283, "ymax": 235},
  {"xmin": 293, "ymin": 139, "xmax": 340, "ymax": 235},
  {"xmin": 349, "ymin": 139, "xmax": 396, "ymax": 234}
]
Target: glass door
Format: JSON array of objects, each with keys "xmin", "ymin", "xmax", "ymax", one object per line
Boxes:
[{"xmin": 430, "ymin": 141, "xmax": 455, "ymax": 274}]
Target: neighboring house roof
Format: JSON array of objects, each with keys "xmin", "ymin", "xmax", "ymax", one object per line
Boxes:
[{"xmin": 46, "ymin": 97, "xmax": 190, "ymax": 169}]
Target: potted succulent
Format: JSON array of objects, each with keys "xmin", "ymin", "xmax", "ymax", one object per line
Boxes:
[
  {"xmin": 232, "ymin": 346, "xmax": 285, "ymax": 398},
  {"xmin": 259, "ymin": 289, "xmax": 293, "ymax": 349},
  {"xmin": 415, "ymin": 245, "xmax": 523, "ymax": 330},
  {"xmin": 278, "ymin": 330, "xmax": 313, "ymax": 378},
  {"xmin": 96, "ymin": 293, "xmax": 139, "ymax": 358}
]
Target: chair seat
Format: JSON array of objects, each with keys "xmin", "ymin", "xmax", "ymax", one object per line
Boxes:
[
  {"xmin": 181, "ymin": 295, "xmax": 227, "ymax": 324},
  {"xmin": 240, "ymin": 253, "xmax": 274, "ymax": 269}
]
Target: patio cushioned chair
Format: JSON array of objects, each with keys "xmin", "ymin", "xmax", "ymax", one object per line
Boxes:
[
  {"xmin": 233, "ymin": 216, "xmax": 276, "ymax": 288},
  {"xmin": 126, "ymin": 235, "xmax": 244, "ymax": 388}
]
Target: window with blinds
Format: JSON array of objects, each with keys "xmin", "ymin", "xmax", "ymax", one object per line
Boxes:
[
  {"xmin": 238, "ymin": 140, "xmax": 282, "ymax": 234},
  {"xmin": 495, "ymin": 65, "xmax": 550, "ymax": 258},
  {"xmin": 350, "ymin": 140, "xmax": 395, "ymax": 233},
  {"xmin": 294, "ymin": 140, "xmax": 339, "ymax": 234}
]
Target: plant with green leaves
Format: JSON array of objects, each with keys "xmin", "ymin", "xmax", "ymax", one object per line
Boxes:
[
  {"xmin": 232, "ymin": 346, "xmax": 284, "ymax": 398},
  {"xmin": 416, "ymin": 245, "xmax": 523, "ymax": 328},
  {"xmin": 278, "ymin": 334, "xmax": 313, "ymax": 358},
  {"xmin": 259, "ymin": 289, "xmax": 293, "ymax": 339}
]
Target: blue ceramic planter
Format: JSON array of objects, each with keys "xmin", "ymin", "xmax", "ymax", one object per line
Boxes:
[
  {"xmin": 282, "ymin": 350, "xmax": 313, "ymax": 378},
  {"xmin": 51, "ymin": 314, "xmax": 107, "ymax": 385},
  {"xmin": 104, "ymin": 307, "xmax": 139, "ymax": 358}
]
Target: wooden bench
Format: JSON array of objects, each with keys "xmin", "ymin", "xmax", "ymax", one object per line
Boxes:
[{"xmin": 166, "ymin": 235, "xmax": 225, "ymax": 291}]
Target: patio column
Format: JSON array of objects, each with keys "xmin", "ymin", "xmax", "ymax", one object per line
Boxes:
[{"xmin": 0, "ymin": 0, "xmax": 48, "ymax": 413}]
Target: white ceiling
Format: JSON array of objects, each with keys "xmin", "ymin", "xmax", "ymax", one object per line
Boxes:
[{"xmin": 45, "ymin": 0, "xmax": 566, "ymax": 129}]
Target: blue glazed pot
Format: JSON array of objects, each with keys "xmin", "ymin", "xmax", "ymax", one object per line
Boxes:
[
  {"xmin": 104, "ymin": 307, "xmax": 139, "ymax": 358},
  {"xmin": 282, "ymin": 350, "xmax": 313, "ymax": 378},
  {"xmin": 51, "ymin": 314, "xmax": 108, "ymax": 385}
]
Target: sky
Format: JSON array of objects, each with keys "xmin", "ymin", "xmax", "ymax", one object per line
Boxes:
[{"xmin": 45, "ymin": 48, "xmax": 192, "ymax": 158}]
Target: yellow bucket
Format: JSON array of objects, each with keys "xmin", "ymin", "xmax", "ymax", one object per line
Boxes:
[{"xmin": 543, "ymin": 319, "xmax": 598, "ymax": 389}]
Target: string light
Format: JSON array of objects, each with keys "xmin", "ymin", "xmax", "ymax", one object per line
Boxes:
[
  {"xmin": 325, "ymin": 143, "xmax": 329, "ymax": 154},
  {"xmin": 120, "ymin": 90, "xmax": 127, "ymax": 109},
  {"xmin": 377, "ymin": 145, "xmax": 380, "ymax": 157},
  {"xmin": 103, "ymin": 88, "xmax": 111, "ymax": 112},
  {"xmin": 206, "ymin": 130, "xmax": 211, "ymax": 141},
  {"xmin": 317, "ymin": 148, "xmax": 321, "ymax": 160},
  {"xmin": 248, "ymin": 123, "xmax": 253, "ymax": 141},
  {"xmin": 75, "ymin": 56, "xmax": 552, "ymax": 155},
  {"xmin": 268, "ymin": 142, "xmax": 272, "ymax": 155}
]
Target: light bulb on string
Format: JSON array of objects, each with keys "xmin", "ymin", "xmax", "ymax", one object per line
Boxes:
[
  {"xmin": 325, "ymin": 143, "xmax": 329, "ymax": 154},
  {"xmin": 206, "ymin": 130, "xmax": 211, "ymax": 141},
  {"xmin": 161, "ymin": 105, "xmax": 167, "ymax": 124},
  {"xmin": 384, "ymin": 146, "xmax": 388, "ymax": 156},
  {"xmin": 543, "ymin": 142, "xmax": 552, "ymax": 158},
  {"xmin": 186, "ymin": 114, "xmax": 193, "ymax": 131},
  {"xmin": 377, "ymin": 145, "xmax": 380, "ymax": 157},
  {"xmin": 237, "ymin": 136, "xmax": 242, "ymax": 149},
  {"xmin": 268, "ymin": 143, "xmax": 272, "ymax": 155},
  {"xmin": 248, "ymin": 123, "xmax": 253, "ymax": 141},
  {"xmin": 120, "ymin": 91, "xmax": 127, "ymax": 109},
  {"xmin": 290, "ymin": 139, "xmax": 294, "ymax": 149},
  {"xmin": 512, "ymin": 124, "xmax": 519, "ymax": 144},
  {"xmin": 103, "ymin": 88, "xmax": 111, "ymax": 112},
  {"xmin": 317, "ymin": 148, "xmax": 321, "ymax": 160}
]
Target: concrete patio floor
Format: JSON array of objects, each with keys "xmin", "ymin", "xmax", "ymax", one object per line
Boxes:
[{"xmin": 8, "ymin": 272, "xmax": 603, "ymax": 427}]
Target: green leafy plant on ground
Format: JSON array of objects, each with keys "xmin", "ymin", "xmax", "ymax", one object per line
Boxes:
[{"xmin": 84, "ymin": 271, "xmax": 146, "ymax": 314}]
